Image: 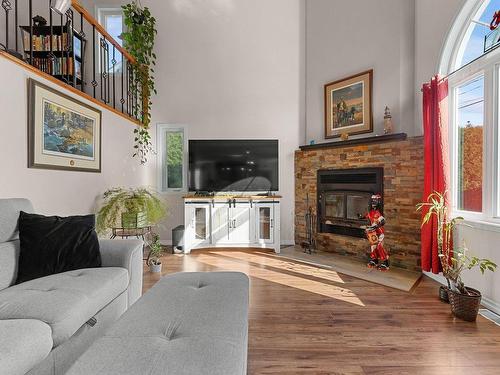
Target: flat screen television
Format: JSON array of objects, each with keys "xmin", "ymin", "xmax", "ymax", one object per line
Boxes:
[{"xmin": 188, "ymin": 140, "xmax": 279, "ymax": 192}]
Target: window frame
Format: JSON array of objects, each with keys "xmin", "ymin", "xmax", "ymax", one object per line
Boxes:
[
  {"xmin": 156, "ymin": 124, "xmax": 188, "ymax": 193},
  {"xmin": 448, "ymin": 45, "xmax": 500, "ymax": 225},
  {"xmin": 96, "ymin": 6, "xmax": 124, "ymax": 74}
]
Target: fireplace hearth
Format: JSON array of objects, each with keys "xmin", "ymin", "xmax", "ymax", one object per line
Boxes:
[{"xmin": 317, "ymin": 168, "xmax": 383, "ymax": 238}]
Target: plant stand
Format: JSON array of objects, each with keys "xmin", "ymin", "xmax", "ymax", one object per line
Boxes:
[{"xmin": 110, "ymin": 226, "xmax": 153, "ymax": 263}]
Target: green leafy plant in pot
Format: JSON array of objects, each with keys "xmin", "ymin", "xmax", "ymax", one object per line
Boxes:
[
  {"xmin": 417, "ymin": 191, "xmax": 497, "ymax": 321},
  {"xmin": 96, "ymin": 187, "xmax": 166, "ymax": 234},
  {"xmin": 148, "ymin": 233, "xmax": 163, "ymax": 273}
]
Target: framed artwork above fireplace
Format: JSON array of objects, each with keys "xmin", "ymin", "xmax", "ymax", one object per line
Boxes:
[{"xmin": 324, "ymin": 70, "xmax": 373, "ymax": 139}]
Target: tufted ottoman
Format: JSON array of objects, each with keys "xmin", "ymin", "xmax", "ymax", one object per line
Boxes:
[{"xmin": 67, "ymin": 271, "xmax": 249, "ymax": 375}]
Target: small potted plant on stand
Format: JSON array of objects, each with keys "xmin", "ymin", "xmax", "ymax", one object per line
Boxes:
[
  {"xmin": 148, "ymin": 233, "xmax": 163, "ymax": 273},
  {"xmin": 96, "ymin": 187, "xmax": 166, "ymax": 234},
  {"xmin": 417, "ymin": 191, "xmax": 497, "ymax": 321}
]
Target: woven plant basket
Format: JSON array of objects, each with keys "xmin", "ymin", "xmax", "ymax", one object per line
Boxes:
[
  {"xmin": 448, "ymin": 287, "xmax": 481, "ymax": 322},
  {"xmin": 439, "ymin": 285, "xmax": 449, "ymax": 303}
]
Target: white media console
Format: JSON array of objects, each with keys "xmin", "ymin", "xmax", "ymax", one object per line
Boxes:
[{"xmin": 183, "ymin": 195, "xmax": 281, "ymax": 254}]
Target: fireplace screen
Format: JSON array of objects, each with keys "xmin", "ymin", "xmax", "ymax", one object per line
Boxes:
[
  {"xmin": 322, "ymin": 192, "xmax": 371, "ymax": 220},
  {"xmin": 325, "ymin": 193, "xmax": 344, "ymax": 218},
  {"xmin": 347, "ymin": 194, "xmax": 370, "ymax": 220},
  {"xmin": 317, "ymin": 167, "xmax": 383, "ymax": 238}
]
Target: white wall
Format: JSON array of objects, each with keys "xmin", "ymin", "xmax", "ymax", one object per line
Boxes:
[
  {"xmin": 140, "ymin": 0, "xmax": 305, "ymax": 244},
  {"xmin": 305, "ymin": 0, "xmax": 416, "ymax": 143},
  {"xmin": 414, "ymin": 0, "xmax": 465, "ymax": 135},
  {"xmin": 0, "ymin": 57, "xmax": 146, "ymax": 216}
]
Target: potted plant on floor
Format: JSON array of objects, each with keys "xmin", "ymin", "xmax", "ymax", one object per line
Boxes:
[
  {"xmin": 417, "ymin": 191, "xmax": 497, "ymax": 321},
  {"xmin": 96, "ymin": 187, "xmax": 166, "ymax": 234},
  {"xmin": 148, "ymin": 233, "xmax": 163, "ymax": 273}
]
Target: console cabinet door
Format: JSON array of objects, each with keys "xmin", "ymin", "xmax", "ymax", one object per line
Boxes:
[
  {"xmin": 255, "ymin": 203, "xmax": 274, "ymax": 244},
  {"xmin": 186, "ymin": 203, "xmax": 211, "ymax": 248},
  {"xmin": 212, "ymin": 202, "xmax": 230, "ymax": 245},
  {"xmin": 228, "ymin": 202, "xmax": 252, "ymax": 244}
]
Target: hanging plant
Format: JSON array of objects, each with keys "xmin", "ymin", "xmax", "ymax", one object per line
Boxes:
[{"xmin": 121, "ymin": 0, "xmax": 157, "ymax": 164}]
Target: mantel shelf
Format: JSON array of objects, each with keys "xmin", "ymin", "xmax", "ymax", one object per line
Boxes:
[{"xmin": 299, "ymin": 133, "xmax": 408, "ymax": 151}]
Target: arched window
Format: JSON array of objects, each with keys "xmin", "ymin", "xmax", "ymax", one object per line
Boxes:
[{"xmin": 441, "ymin": 0, "xmax": 500, "ymax": 223}]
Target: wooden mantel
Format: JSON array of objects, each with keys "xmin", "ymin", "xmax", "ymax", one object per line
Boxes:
[{"xmin": 299, "ymin": 133, "xmax": 408, "ymax": 151}]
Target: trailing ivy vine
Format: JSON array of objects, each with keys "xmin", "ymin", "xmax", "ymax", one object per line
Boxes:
[{"xmin": 121, "ymin": 1, "xmax": 157, "ymax": 164}]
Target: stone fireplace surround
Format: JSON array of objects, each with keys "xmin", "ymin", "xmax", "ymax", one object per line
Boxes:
[{"xmin": 295, "ymin": 134, "xmax": 424, "ymax": 272}]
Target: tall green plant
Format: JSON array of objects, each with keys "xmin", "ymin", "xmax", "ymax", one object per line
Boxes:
[
  {"xmin": 416, "ymin": 191, "xmax": 496, "ymax": 294},
  {"xmin": 416, "ymin": 191, "xmax": 459, "ymax": 280},
  {"xmin": 121, "ymin": 1, "xmax": 157, "ymax": 164}
]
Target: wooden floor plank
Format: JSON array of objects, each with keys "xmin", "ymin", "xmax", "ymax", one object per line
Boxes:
[{"xmin": 143, "ymin": 248, "xmax": 500, "ymax": 375}]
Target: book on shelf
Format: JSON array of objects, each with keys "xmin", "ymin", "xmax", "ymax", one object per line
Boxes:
[
  {"xmin": 23, "ymin": 33, "xmax": 68, "ymax": 52},
  {"xmin": 31, "ymin": 57, "xmax": 74, "ymax": 76}
]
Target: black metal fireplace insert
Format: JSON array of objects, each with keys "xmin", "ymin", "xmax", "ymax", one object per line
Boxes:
[{"xmin": 317, "ymin": 167, "xmax": 383, "ymax": 238}]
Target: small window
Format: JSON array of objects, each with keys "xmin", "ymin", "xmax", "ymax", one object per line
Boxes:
[
  {"xmin": 97, "ymin": 7, "xmax": 123, "ymax": 73},
  {"xmin": 157, "ymin": 125, "xmax": 187, "ymax": 192},
  {"xmin": 454, "ymin": 0, "xmax": 500, "ymax": 69}
]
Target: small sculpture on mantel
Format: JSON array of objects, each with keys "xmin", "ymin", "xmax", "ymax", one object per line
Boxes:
[
  {"xmin": 360, "ymin": 194, "xmax": 390, "ymax": 271},
  {"xmin": 383, "ymin": 106, "xmax": 393, "ymax": 134}
]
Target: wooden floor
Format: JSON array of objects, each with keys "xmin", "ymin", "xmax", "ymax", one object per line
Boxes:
[{"xmin": 143, "ymin": 248, "xmax": 500, "ymax": 375}]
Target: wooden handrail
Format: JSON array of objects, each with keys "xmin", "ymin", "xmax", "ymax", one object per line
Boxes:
[{"xmin": 71, "ymin": 0, "xmax": 136, "ymax": 64}]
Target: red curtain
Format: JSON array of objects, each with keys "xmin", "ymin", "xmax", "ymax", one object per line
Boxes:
[{"xmin": 421, "ymin": 76, "xmax": 450, "ymax": 274}]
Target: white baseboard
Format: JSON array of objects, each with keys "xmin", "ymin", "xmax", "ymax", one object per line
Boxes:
[
  {"xmin": 161, "ymin": 240, "xmax": 295, "ymax": 247},
  {"xmin": 482, "ymin": 296, "xmax": 500, "ymax": 315},
  {"xmin": 424, "ymin": 272, "xmax": 500, "ymax": 315}
]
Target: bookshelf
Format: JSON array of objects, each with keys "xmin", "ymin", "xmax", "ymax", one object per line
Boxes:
[{"xmin": 20, "ymin": 24, "xmax": 86, "ymax": 89}]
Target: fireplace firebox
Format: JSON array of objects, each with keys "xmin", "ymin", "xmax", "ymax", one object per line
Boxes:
[{"xmin": 317, "ymin": 168, "xmax": 383, "ymax": 238}]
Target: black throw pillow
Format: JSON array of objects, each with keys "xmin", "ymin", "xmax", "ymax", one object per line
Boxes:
[{"xmin": 16, "ymin": 211, "xmax": 101, "ymax": 284}]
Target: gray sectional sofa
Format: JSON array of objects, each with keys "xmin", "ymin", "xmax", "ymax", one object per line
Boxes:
[{"xmin": 0, "ymin": 198, "xmax": 144, "ymax": 375}]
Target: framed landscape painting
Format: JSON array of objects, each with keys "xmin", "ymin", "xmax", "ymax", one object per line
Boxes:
[
  {"xmin": 324, "ymin": 69, "xmax": 373, "ymax": 139},
  {"xmin": 28, "ymin": 79, "xmax": 102, "ymax": 172}
]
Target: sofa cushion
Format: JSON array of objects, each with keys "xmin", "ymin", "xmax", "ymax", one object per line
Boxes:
[
  {"xmin": 0, "ymin": 319, "xmax": 53, "ymax": 375},
  {"xmin": 0, "ymin": 198, "xmax": 34, "ymax": 291},
  {"xmin": 0, "ymin": 267, "xmax": 129, "ymax": 347},
  {"xmin": 0, "ymin": 198, "xmax": 34, "ymax": 243},
  {"xmin": 16, "ymin": 212, "xmax": 101, "ymax": 284},
  {"xmin": 0, "ymin": 241, "xmax": 20, "ymax": 292},
  {"xmin": 67, "ymin": 272, "xmax": 249, "ymax": 375}
]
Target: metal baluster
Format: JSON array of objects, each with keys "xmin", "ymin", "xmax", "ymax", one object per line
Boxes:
[
  {"xmin": 48, "ymin": 2, "xmax": 54, "ymax": 76},
  {"xmin": 79, "ymin": 11, "xmax": 85, "ymax": 91},
  {"xmin": 121, "ymin": 51, "xmax": 124, "ymax": 113},
  {"xmin": 29, "ymin": 0, "xmax": 32, "ymax": 64},
  {"xmin": 126, "ymin": 60, "xmax": 130, "ymax": 116},
  {"xmin": 112, "ymin": 45, "xmax": 116, "ymax": 108},
  {"xmin": 2, "ymin": 0, "xmax": 11, "ymax": 51},
  {"xmin": 106, "ymin": 40, "xmax": 110, "ymax": 103},
  {"xmin": 59, "ymin": 10, "xmax": 63, "ymax": 81},
  {"xmin": 100, "ymin": 36, "xmax": 109, "ymax": 103},
  {"xmin": 65, "ymin": 9, "xmax": 73, "ymax": 86},
  {"xmin": 14, "ymin": 0, "xmax": 17, "ymax": 52},
  {"xmin": 134, "ymin": 68, "xmax": 138, "ymax": 120},
  {"xmin": 91, "ymin": 25, "xmax": 96, "ymax": 98}
]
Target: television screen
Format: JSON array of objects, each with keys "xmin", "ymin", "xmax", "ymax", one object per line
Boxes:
[{"xmin": 189, "ymin": 140, "xmax": 279, "ymax": 192}]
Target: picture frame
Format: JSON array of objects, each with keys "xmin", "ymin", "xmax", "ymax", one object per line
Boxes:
[
  {"xmin": 28, "ymin": 79, "xmax": 102, "ymax": 172},
  {"xmin": 324, "ymin": 69, "xmax": 373, "ymax": 139}
]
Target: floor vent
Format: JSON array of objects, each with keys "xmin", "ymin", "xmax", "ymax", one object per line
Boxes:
[{"xmin": 479, "ymin": 309, "xmax": 500, "ymax": 326}]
